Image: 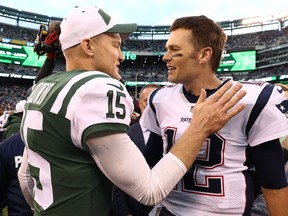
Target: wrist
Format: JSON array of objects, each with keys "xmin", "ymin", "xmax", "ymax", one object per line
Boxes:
[
  {"xmin": 170, "ymin": 123, "xmax": 208, "ymax": 169},
  {"xmin": 188, "ymin": 122, "xmax": 210, "ymax": 139}
]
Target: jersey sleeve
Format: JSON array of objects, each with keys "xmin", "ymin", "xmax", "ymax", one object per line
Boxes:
[
  {"xmin": 247, "ymin": 84, "xmax": 288, "ymax": 146},
  {"xmin": 70, "ymin": 77, "xmax": 134, "ymax": 148},
  {"xmin": 86, "ymin": 133, "xmax": 186, "ymax": 205}
]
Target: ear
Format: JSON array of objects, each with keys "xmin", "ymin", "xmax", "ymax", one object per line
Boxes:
[
  {"xmin": 199, "ymin": 47, "xmax": 212, "ymax": 63},
  {"xmin": 80, "ymin": 39, "xmax": 94, "ymax": 56}
]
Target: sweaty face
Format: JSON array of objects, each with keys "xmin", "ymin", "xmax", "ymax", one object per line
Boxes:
[
  {"xmin": 163, "ymin": 29, "xmax": 199, "ymax": 85},
  {"xmin": 90, "ymin": 33, "xmax": 124, "ymax": 80}
]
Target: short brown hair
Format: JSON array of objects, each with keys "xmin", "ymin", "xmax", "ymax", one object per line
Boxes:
[
  {"xmin": 170, "ymin": 15, "xmax": 227, "ymax": 72},
  {"xmin": 139, "ymin": 84, "xmax": 161, "ymax": 97}
]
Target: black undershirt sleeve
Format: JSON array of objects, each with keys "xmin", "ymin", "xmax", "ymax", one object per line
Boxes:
[{"xmin": 251, "ymin": 139, "xmax": 287, "ymax": 189}]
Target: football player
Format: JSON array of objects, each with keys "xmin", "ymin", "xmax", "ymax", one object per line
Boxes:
[{"xmin": 141, "ymin": 15, "xmax": 288, "ymax": 216}]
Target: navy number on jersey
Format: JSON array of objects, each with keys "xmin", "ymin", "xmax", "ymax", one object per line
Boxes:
[{"xmin": 165, "ymin": 128, "xmax": 225, "ymax": 196}]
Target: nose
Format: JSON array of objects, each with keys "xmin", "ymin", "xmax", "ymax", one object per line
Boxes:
[
  {"xmin": 119, "ymin": 50, "xmax": 124, "ymax": 62},
  {"xmin": 162, "ymin": 51, "xmax": 171, "ymax": 62}
]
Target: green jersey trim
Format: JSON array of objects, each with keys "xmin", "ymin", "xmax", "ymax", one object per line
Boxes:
[
  {"xmin": 82, "ymin": 122, "xmax": 129, "ymax": 147},
  {"xmin": 57, "ymin": 73, "xmax": 111, "ymax": 116}
]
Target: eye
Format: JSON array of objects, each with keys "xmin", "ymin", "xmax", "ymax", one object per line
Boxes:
[
  {"xmin": 114, "ymin": 42, "xmax": 121, "ymax": 48},
  {"xmin": 172, "ymin": 47, "xmax": 181, "ymax": 52},
  {"xmin": 166, "ymin": 46, "xmax": 180, "ymax": 52}
]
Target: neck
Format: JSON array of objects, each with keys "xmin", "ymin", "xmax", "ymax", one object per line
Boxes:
[{"xmin": 184, "ymin": 74, "xmax": 221, "ymax": 96}]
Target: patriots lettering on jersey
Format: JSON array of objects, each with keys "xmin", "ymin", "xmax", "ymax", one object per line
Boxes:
[
  {"xmin": 276, "ymin": 99, "xmax": 288, "ymax": 118},
  {"xmin": 28, "ymin": 82, "xmax": 55, "ymax": 105},
  {"xmin": 181, "ymin": 117, "xmax": 192, "ymax": 123}
]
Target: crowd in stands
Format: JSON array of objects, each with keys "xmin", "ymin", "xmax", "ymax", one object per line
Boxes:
[
  {"xmin": 1, "ymin": 22, "xmax": 288, "ymax": 52},
  {"xmin": 0, "ymin": 22, "xmax": 288, "ymax": 110},
  {"xmin": 122, "ymin": 39, "xmax": 167, "ymax": 52},
  {"xmin": 219, "ymin": 65, "xmax": 288, "ymax": 82},
  {"xmin": 225, "ymin": 27, "xmax": 288, "ymax": 50},
  {"xmin": 0, "ymin": 63, "xmax": 38, "ymax": 76},
  {"xmin": 0, "ymin": 85, "xmax": 28, "ymax": 111},
  {"xmin": 0, "ymin": 23, "xmax": 37, "ymax": 42}
]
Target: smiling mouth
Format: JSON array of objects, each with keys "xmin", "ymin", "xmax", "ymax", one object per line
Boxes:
[{"xmin": 167, "ymin": 66, "xmax": 176, "ymax": 72}]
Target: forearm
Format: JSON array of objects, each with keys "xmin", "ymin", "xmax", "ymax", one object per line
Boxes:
[
  {"xmin": 87, "ymin": 133, "xmax": 186, "ymax": 205},
  {"xmin": 170, "ymin": 123, "xmax": 208, "ymax": 169},
  {"xmin": 120, "ymin": 152, "xmax": 186, "ymax": 205},
  {"xmin": 263, "ymin": 187, "xmax": 288, "ymax": 216}
]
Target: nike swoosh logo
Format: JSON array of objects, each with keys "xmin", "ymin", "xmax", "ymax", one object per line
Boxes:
[
  {"xmin": 277, "ymin": 87, "xmax": 283, "ymax": 94},
  {"xmin": 107, "ymin": 83, "xmax": 124, "ymax": 91}
]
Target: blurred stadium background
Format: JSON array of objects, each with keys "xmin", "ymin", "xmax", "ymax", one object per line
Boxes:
[{"xmin": 0, "ymin": 5, "xmax": 288, "ymax": 110}]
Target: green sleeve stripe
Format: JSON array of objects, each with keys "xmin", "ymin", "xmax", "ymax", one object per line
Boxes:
[
  {"xmin": 82, "ymin": 123, "xmax": 129, "ymax": 148},
  {"xmin": 58, "ymin": 74, "xmax": 110, "ymax": 116}
]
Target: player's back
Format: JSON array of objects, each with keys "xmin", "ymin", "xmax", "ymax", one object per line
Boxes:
[{"xmin": 21, "ymin": 70, "xmax": 133, "ymax": 215}]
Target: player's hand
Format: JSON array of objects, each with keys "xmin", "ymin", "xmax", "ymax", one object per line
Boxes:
[
  {"xmin": 44, "ymin": 31, "xmax": 59, "ymax": 59},
  {"xmin": 191, "ymin": 81, "xmax": 246, "ymax": 136}
]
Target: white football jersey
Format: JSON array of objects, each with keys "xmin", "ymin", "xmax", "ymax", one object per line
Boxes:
[
  {"xmin": 21, "ymin": 70, "xmax": 134, "ymax": 215},
  {"xmin": 141, "ymin": 80, "xmax": 288, "ymax": 216}
]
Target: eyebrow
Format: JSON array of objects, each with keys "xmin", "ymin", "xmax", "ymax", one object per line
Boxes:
[{"xmin": 165, "ymin": 44, "xmax": 181, "ymax": 50}]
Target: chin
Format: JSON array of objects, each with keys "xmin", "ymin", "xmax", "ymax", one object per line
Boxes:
[
  {"xmin": 114, "ymin": 74, "xmax": 122, "ymax": 81},
  {"xmin": 109, "ymin": 71, "xmax": 121, "ymax": 80},
  {"xmin": 168, "ymin": 71, "xmax": 176, "ymax": 81},
  {"xmin": 167, "ymin": 75, "xmax": 176, "ymax": 83}
]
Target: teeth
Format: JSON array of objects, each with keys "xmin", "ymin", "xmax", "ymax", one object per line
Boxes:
[{"xmin": 168, "ymin": 66, "xmax": 175, "ymax": 70}]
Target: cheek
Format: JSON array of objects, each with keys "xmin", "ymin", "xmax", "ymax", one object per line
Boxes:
[
  {"xmin": 104, "ymin": 52, "xmax": 118, "ymax": 69},
  {"xmin": 109, "ymin": 51, "xmax": 120, "ymax": 66},
  {"xmin": 175, "ymin": 57, "xmax": 188, "ymax": 71},
  {"xmin": 178, "ymin": 57, "xmax": 195, "ymax": 70},
  {"xmin": 101, "ymin": 46, "xmax": 118, "ymax": 60},
  {"xmin": 175, "ymin": 59, "xmax": 194, "ymax": 79}
]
